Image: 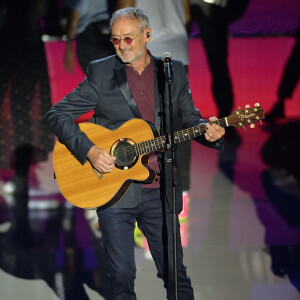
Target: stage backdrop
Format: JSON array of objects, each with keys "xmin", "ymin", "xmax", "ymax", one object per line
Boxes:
[{"xmin": 45, "ymin": 36, "xmax": 300, "ymax": 121}]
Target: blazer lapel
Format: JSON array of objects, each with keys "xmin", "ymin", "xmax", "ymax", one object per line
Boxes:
[{"xmin": 114, "ymin": 60, "xmax": 142, "ymax": 118}]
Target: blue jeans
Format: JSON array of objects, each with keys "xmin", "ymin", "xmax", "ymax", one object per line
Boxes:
[{"xmin": 97, "ymin": 188, "xmax": 194, "ymax": 300}]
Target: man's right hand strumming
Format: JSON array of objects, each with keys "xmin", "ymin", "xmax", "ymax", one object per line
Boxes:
[{"xmin": 87, "ymin": 146, "xmax": 116, "ymax": 174}]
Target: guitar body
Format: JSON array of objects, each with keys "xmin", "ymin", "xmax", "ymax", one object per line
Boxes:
[
  {"xmin": 53, "ymin": 119, "xmax": 157, "ymax": 209},
  {"xmin": 53, "ymin": 105, "xmax": 265, "ymax": 209}
]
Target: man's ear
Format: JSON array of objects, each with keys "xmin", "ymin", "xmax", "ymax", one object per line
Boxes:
[{"xmin": 145, "ymin": 27, "xmax": 152, "ymax": 41}]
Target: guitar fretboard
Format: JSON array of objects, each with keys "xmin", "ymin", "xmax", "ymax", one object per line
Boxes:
[{"xmin": 133, "ymin": 118, "xmax": 227, "ymax": 156}]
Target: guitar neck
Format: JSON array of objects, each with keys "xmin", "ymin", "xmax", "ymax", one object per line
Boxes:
[
  {"xmin": 132, "ymin": 104, "xmax": 265, "ymax": 156},
  {"xmin": 170, "ymin": 118, "xmax": 227, "ymax": 145},
  {"xmin": 135, "ymin": 117, "xmax": 228, "ymax": 156}
]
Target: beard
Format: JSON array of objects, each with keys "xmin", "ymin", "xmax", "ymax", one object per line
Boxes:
[{"xmin": 116, "ymin": 48, "xmax": 145, "ymax": 64}]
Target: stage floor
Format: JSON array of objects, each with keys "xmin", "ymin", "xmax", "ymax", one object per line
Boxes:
[{"xmin": 0, "ymin": 36, "xmax": 300, "ymax": 299}]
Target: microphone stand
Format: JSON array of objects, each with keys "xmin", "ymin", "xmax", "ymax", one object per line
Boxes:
[{"xmin": 161, "ymin": 55, "xmax": 179, "ymax": 300}]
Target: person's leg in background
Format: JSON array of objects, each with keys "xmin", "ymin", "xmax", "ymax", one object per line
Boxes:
[
  {"xmin": 267, "ymin": 26, "xmax": 300, "ymax": 121},
  {"xmin": 3, "ymin": 63, "xmax": 35, "ymax": 196},
  {"xmin": 192, "ymin": 4, "xmax": 233, "ymax": 119},
  {"xmin": 191, "ymin": 3, "xmax": 241, "ymax": 144},
  {"xmin": 178, "ymin": 65, "xmax": 192, "ymax": 221},
  {"xmin": 177, "ymin": 140, "xmax": 191, "ymax": 221}
]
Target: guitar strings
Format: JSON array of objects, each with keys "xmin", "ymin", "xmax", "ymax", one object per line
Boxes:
[
  {"xmin": 113, "ymin": 119, "xmax": 228, "ymax": 157},
  {"xmin": 113, "ymin": 109, "xmax": 262, "ymax": 157},
  {"xmin": 113, "ymin": 119, "xmax": 230, "ymax": 157},
  {"xmin": 113, "ymin": 111, "xmax": 261, "ymax": 157}
]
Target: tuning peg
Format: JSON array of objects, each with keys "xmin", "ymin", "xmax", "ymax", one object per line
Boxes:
[
  {"xmin": 250, "ymin": 123, "xmax": 255, "ymax": 129},
  {"xmin": 260, "ymin": 120, "xmax": 263, "ymax": 125},
  {"xmin": 238, "ymin": 106, "xmax": 241, "ymax": 110},
  {"xmin": 243, "ymin": 126, "xmax": 246, "ymax": 131},
  {"xmin": 245, "ymin": 104, "xmax": 250, "ymax": 108},
  {"xmin": 255, "ymin": 103, "xmax": 260, "ymax": 107}
]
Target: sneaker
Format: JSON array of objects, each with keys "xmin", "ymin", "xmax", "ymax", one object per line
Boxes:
[
  {"xmin": 3, "ymin": 175, "xmax": 28, "ymax": 196},
  {"xmin": 134, "ymin": 222, "xmax": 145, "ymax": 248},
  {"xmin": 266, "ymin": 101, "xmax": 285, "ymax": 122},
  {"xmin": 3, "ymin": 181, "xmax": 17, "ymax": 194},
  {"xmin": 84, "ymin": 209, "xmax": 101, "ymax": 239},
  {"xmin": 179, "ymin": 191, "xmax": 190, "ymax": 221}
]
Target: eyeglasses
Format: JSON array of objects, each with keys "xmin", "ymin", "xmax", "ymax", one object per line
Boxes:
[{"xmin": 110, "ymin": 31, "xmax": 142, "ymax": 45}]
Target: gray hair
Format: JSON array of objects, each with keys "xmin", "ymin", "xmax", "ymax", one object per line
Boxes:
[{"xmin": 110, "ymin": 7, "xmax": 150, "ymax": 31}]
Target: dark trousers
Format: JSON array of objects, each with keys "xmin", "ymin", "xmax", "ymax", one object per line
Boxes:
[{"xmin": 97, "ymin": 188, "xmax": 194, "ymax": 300}]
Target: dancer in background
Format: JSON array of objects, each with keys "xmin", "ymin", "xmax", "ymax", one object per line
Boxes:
[
  {"xmin": 190, "ymin": 0, "xmax": 249, "ymax": 140},
  {"xmin": 1, "ymin": 0, "xmax": 53, "ymax": 198},
  {"xmin": 267, "ymin": 25, "xmax": 300, "ymax": 122}
]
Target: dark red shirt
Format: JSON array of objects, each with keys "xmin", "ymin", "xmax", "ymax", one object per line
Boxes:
[{"xmin": 125, "ymin": 58, "xmax": 160, "ymax": 188}]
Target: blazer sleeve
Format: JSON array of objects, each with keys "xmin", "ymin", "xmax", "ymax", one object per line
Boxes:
[{"xmin": 44, "ymin": 63, "xmax": 100, "ymax": 164}]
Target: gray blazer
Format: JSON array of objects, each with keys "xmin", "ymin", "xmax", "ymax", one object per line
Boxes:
[{"xmin": 44, "ymin": 54, "xmax": 223, "ymax": 213}]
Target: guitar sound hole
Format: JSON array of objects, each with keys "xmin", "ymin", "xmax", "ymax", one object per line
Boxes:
[{"xmin": 112, "ymin": 140, "xmax": 138, "ymax": 170}]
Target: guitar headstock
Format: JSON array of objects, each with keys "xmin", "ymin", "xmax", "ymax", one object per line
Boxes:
[{"xmin": 226, "ymin": 104, "xmax": 265, "ymax": 129}]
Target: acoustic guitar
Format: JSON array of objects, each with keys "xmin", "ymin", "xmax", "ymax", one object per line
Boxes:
[{"xmin": 53, "ymin": 104, "xmax": 264, "ymax": 209}]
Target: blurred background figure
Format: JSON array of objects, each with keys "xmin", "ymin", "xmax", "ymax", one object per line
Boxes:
[
  {"xmin": 62, "ymin": 0, "xmax": 115, "ymax": 75},
  {"xmin": 267, "ymin": 24, "xmax": 300, "ymax": 122},
  {"xmin": 190, "ymin": 0, "xmax": 249, "ymax": 140},
  {"xmin": 261, "ymin": 119, "xmax": 300, "ymax": 291},
  {"xmin": 1, "ymin": 0, "xmax": 53, "ymax": 198},
  {"xmin": 117, "ymin": 0, "xmax": 192, "ymax": 220}
]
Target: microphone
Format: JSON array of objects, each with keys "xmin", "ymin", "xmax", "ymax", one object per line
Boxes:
[{"xmin": 162, "ymin": 52, "xmax": 173, "ymax": 84}]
